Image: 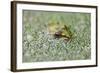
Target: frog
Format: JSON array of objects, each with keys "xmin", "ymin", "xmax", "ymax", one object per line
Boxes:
[{"xmin": 48, "ymin": 21, "xmax": 73, "ymax": 41}]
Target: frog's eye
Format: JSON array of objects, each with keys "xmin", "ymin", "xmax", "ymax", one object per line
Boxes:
[{"xmin": 54, "ymin": 31, "xmax": 62, "ymax": 38}]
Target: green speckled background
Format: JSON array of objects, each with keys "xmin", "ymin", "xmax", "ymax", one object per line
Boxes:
[{"xmin": 22, "ymin": 10, "xmax": 91, "ymax": 62}]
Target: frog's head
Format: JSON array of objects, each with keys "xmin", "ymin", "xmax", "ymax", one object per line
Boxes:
[{"xmin": 48, "ymin": 21, "xmax": 63, "ymax": 34}]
